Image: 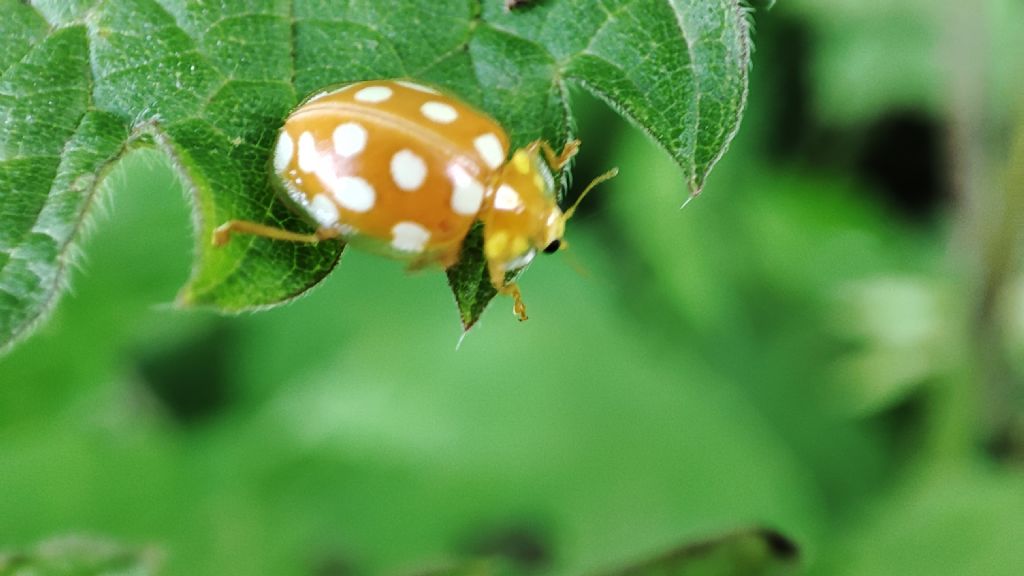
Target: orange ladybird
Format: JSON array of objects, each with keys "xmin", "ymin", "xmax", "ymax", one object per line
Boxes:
[{"xmin": 213, "ymin": 79, "xmax": 615, "ymax": 320}]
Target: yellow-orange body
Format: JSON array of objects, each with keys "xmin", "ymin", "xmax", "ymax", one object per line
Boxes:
[{"xmin": 263, "ymin": 79, "xmax": 572, "ymax": 318}]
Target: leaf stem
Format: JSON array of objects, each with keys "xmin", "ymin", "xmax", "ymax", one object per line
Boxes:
[{"xmin": 934, "ymin": 0, "xmax": 1021, "ymax": 465}]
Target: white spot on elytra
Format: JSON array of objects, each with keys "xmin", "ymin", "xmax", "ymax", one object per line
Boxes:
[
  {"xmin": 420, "ymin": 101, "xmax": 458, "ymax": 124},
  {"xmin": 332, "ymin": 122, "xmax": 367, "ymax": 157},
  {"xmin": 449, "ymin": 165, "xmax": 485, "ymax": 215},
  {"xmin": 309, "ymin": 194, "xmax": 339, "ymax": 227},
  {"xmin": 391, "ymin": 221, "xmax": 431, "ymax": 253},
  {"xmin": 494, "ymin": 184, "xmax": 522, "ymax": 211},
  {"xmin": 354, "ymin": 85, "xmax": 393, "ymax": 103},
  {"xmin": 390, "ymin": 149, "xmax": 428, "ymax": 191},
  {"xmin": 274, "ymin": 131, "xmax": 294, "ymax": 172},
  {"xmin": 297, "ymin": 131, "xmax": 319, "ymax": 173},
  {"xmin": 474, "ymin": 133, "xmax": 505, "ymax": 169},
  {"xmin": 316, "ymin": 160, "xmax": 376, "ymax": 212},
  {"xmin": 396, "ymin": 80, "xmax": 440, "ymax": 94}
]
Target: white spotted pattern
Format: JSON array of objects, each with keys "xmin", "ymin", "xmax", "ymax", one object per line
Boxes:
[
  {"xmin": 274, "ymin": 131, "xmax": 294, "ymax": 172},
  {"xmin": 448, "ymin": 165, "xmax": 485, "ymax": 215},
  {"xmin": 494, "ymin": 184, "xmax": 522, "ymax": 211},
  {"xmin": 332, "ymin": 122, "xmax": 367, "ymax": 157},
  {"xmin": 390, "ymin": 149, "xmax": 428, "ymax": 191},
  {"xmin": 391, "ymin": 221, "xmax": 431, "ymax": 253},
  {"xmin": 297, "ymin": 131, "xmax": 319, "ymax": 173},
  {"xmin": 474, "ymin": 133, "xmax": 505, "ymax": 169},
  {"xmin": 354, "ymin": 85, "xmax": 393, "ymax": 103},
  {"xmin": 309, "ymin": 194, "xmax": 340, "ymax": 227},
  {"xmin": 316, "ymin": 161, "xmax": 376, "ymax": 212},
  {"xmin": 396, "ymin": 80, "xmax": 440, "ymax": 94},
  {"xmin": 420, "ymin": 101, "xmax": 458, "ymax": 124}
]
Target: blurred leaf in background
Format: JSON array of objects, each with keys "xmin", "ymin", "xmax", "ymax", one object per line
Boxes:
[
  {"xmin": 0, "ymin": 536, "xmax": 161, "ymax": 576},
  {"xmin": 595, "ymin": 528, "xmax": 798, "ymax": 576},
  {"xmin": 411, "ymin": 528, "xmax": 799, "ymax": 576}
]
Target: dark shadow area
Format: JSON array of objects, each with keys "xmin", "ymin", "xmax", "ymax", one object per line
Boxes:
[
  {"xmin": 135, "ymin": 323, "xmax": 236, "ymax": 425},
  {"xmin": 857, "ymin": 112, "xmax": 948, "ymax": 221},
  {"xmin": 460, "ymin": 522, "xmax": 551, "ymax": 572}
]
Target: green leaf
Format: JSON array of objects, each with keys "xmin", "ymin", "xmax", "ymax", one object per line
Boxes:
[
  {"xmin": 0, "ymin": 0, "xmax": 752, "ymax": 348},
  {"xmin": 596, "ymin": 528, "xmax": 800, "ymax": 576},
  {"xmin": 446, "ymin": 224, "xmax": 498, "ymax": 329},
  {"xmin": 402, "ymin": 529, "xmax": 799, "ymax": 576},
  {"xmin": 402, "ymin": 560, "xmax": 513, "ymax": 576},
  {"xmin": 0, "ymin": 536, "xmax": 161, "ymax": 576}
]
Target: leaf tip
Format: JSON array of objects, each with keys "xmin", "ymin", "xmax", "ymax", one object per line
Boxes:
[
  {"xmin": 458, "ymin": 309, "xmax": 482, "ymax": 333},
  {"xmin": 681, "ymin": 179, "xmax": 704, "ymax": 209}
]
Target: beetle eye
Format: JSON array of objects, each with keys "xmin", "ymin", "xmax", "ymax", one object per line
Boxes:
[{"xmin": 543, "ymin": 239, "xmax": 561, "ymax": 254}]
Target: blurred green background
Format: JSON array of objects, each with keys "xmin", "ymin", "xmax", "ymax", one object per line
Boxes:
[{"xmin": 2, "ymin": 2, "xmax": 1024, "ymax": 575}]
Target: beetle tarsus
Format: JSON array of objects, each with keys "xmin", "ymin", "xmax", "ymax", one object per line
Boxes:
[
  {"xmin": 512, "ymin": 293, "xmax": 528, "ymax": 321},
  {"xmin": 212, "ymin": 224, "xmax": 233, "ymax": 247},
  {"xmin": 503, "ymin": 283, "xmax": 529, "ymax": 321},
  {"xmin": 538, "ymin": 139, "xmax": 581, "ymax": 171}
]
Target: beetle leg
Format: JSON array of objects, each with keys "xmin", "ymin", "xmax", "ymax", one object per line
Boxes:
[
  {"xmin": 537, "ymin": 139, "xmax": 581, "ymax": 171},
  {"xmin": 505, "ymin": 283, "xmax": 528, "ymax": 321},
  {"xmin": 438, "ymin": 248, "xmax": 461, "ymax": 269},
  {"xmin": 212, "ymin": 220, "xmax": 340, "ymax": 246},
  {"xmin": 488, "ymin": 261, "xmax": 528, "ymax": 321},
  {"xmin": 406, "ymin": 253, "xmax": 441, "ymax": 272}
]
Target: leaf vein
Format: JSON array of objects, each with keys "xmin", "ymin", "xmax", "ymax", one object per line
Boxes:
[{"xmin": 5, "ymin": 116, "xmax": 128, "ymax": 350}]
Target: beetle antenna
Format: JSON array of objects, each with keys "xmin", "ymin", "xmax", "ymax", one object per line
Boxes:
[
  {"xmin": 563, "ymin": 249, "xmax": 591, "ymax": 277},
  {"xmin": 562, "ymin": 167, "xmax": 619, "ymax": 222}
]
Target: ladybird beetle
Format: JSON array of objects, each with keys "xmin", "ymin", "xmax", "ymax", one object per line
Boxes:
[{"xmin": 213, "ymin": 79, "xmax": 616, "ymax": 321}]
